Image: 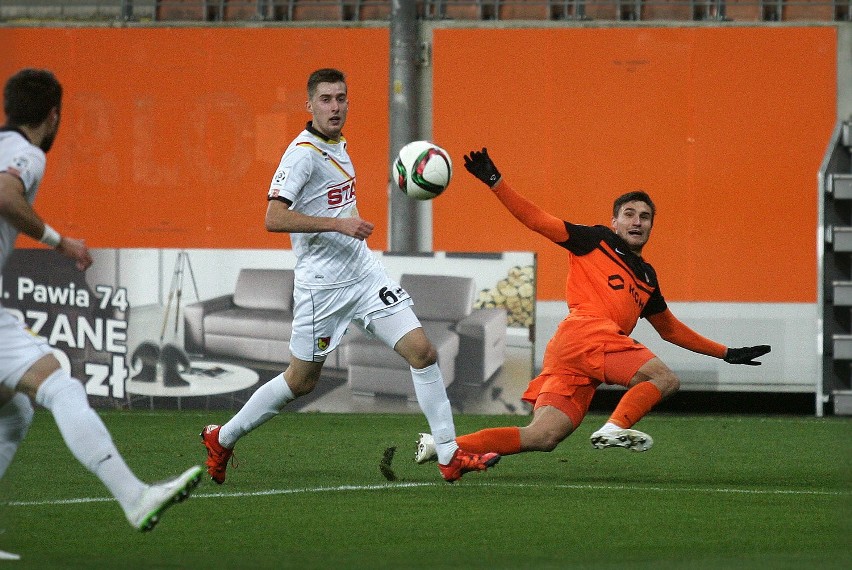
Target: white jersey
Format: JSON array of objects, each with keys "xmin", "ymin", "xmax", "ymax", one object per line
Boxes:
[
  {"xmin": 268, "ymin": 124, "xmax": 378, "ymax": 289},
  {"xmin": 0, "ymin": 129, "xmax": 53, "ymax": 387},
  {"xmin": 0, "ymin": 129, "xmax": 46, "ymax": 271}
]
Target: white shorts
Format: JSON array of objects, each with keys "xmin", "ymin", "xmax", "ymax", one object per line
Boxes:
[
  {"xmin": 0, "ymin": 307, "xmax": 54, "ymax": 389},
  {"xmin": 290, "ymin": 265, "xmax": 420, "ymax": 362}
]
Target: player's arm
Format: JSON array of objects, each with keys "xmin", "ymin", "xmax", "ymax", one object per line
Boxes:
[
  {"xmin": 646, "ymin": 308, "xmax": 771, "ymax": 365},
  {"xmin": 0, "ymin": 172, "xmax": 49, "ymax": 241},
  {"xmin": 265, "ymin": 199, "xmax": 373, "ymax": 240},
  {"xmin": 463, "ymin": 148, "xmax": 568, "ymax": 243},
  {"xmin": 0, "ymin": 172, "xmax": 91, "ymax": 270}
]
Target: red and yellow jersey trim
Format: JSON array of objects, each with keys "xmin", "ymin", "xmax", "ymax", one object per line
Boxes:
[{"xmin": 296, "ymin": 142, "xmax": 353, "ymax": 180}]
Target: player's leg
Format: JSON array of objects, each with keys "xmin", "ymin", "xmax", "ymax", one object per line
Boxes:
[
  {"xmin": 201, "ymin": 358, "xmax": 316, "ymax": 484},
  {"xmin": 371, "ymin": 310, "xmax": 498, "ymax": 481},
  {"xmin": 610, "ymin": 356, "xmax": 679, "ymax": 425},
  {"xmin": 217, "ymin": 358, "xmax": 318, "ymax": 447},
  {"xmin": 519, "ymin": 384, "xmax": 598, "ymax": 451},
  {"xmin": 16, "ymin": 354, "xmax": 201, "ymax": 530},
  {"xmin": 426, "ymin": 317, "xmax": 601, "ymax": 461},
  {"xmin": 591, "ymin": 350, "xmax": 679, "ymax": 452},
  {"xmin": 0, "ymin": 312, "xmax": 42, "ymax": 482},
  {"xmin": 519, "ymin": 406, "xmax": 573, "ymax": 452},
  {"xmin": 203, "ymin": 284, "xmax": 339, "ymax": 483},
  {"xmin": 16, "ymin": 352, "xmax": 146, "ymax": 511},
  {"xmin": 0, "ymin": 392, "xmax": 26, "ymax": 547},
  {"xmin": 421, "ymin": 407, "xmax": 566, "ymax": 459},
  {"xmin": 417, "ymin": 381, "xmax": 595, "ymax": 461},
  {"xmin": 381, "ymin": 316, "xmax": 455, "ymax": 463},
  {"xmin": 0, "ymin": 386, "xmax": 33, "ymax": 479},
  {"xmin": 357, "ymin": 274, "xmax": 456, "ymax": 464}
]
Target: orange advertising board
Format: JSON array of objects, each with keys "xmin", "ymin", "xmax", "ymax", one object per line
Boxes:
[
  {"xmin": 0, "ymin": 26, "xmax": 836, "ymax": 302},
  {"xmin": 0, "ymin": 27, "xmax": 391, "ymax": 248},
  {"xmin": 432, "ymin": 26, "xmax": 835, "ymax": 302}
]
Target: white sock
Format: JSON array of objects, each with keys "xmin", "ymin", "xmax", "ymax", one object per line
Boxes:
[
  {"xmin": 410, "ymin": 364, "xmax": 458, "ymax": 464},
  {"xmin": 0, "ymin": 393, "xmax": 34, "ymax": 479},
  {"xmin": 219, "ymin": 373, "xmax": 295, "ymax": 449},
  {"xmin": 35, "ymin": 369, "xmax": 145, "ymax": 512}
]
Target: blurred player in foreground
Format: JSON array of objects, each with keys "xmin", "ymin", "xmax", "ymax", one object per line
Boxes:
[
  {"xmin": 200, "ymin": 68, "xmax": 499, "ymax": 485},
  {"xmin": 414, "ymin": 148, "xmax": 770, "ymax": 464},
  {"xmin": 0, "ymin": 70, "xmax": 202, "ymax": 561}
]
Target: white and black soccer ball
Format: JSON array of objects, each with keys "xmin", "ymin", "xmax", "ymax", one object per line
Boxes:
[{"xmin": 393, "ymin": 140, "xmax": 452, "ymax": 201}]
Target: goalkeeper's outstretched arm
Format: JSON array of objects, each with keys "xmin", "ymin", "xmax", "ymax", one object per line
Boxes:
[
  {"xmin": 464, "ymin": 148, "xmax": 568, "ymax": 243},
  {"xmin": 646, "ymin": 309, "xmax": 771, "ymax": 365}
]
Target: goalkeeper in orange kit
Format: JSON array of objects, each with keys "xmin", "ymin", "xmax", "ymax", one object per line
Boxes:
[{"xmin": 414, "ymin": 148, "xmax": 770, "ymax": 463}]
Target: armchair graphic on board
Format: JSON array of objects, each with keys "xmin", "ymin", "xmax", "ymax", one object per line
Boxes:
[
  {"xmin": 183, "ymin": 268, "xmax": 508, "ymax": 394},
  {"xmin": 341, "ymin": 273, "xmax": 508, "ymax": 400}
]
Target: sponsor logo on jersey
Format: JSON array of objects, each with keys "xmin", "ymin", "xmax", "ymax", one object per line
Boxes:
[
  {"xmin": 628, "ymin": 283, "xmax": 647, "ymax": 311},
  {"xmin": 327, "ymin": 179, "xmax": 356, "ymax": 209},
  {"xmin": 608, "ymin": 274, "xmax": 647, "ymax": 310},
  {"xmin": 607, "ymin": 274, "xmax": 625, "ymax": 291}
]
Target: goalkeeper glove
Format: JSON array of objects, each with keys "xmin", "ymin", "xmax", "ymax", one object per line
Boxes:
[
  {"xmin": 464, "ymin": 148, "xmax": 502, "ymax": 188},
  {"xmin": 724, "ymin": 345, "xmax": 771, "ymax": 366}
]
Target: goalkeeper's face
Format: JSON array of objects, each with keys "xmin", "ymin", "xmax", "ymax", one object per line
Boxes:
[
  {"xmin": 611, "ymin": 200, "xmax": 653, "ymax": 254},
  {"xmin": 306, "ymin": 81, "xmax": 349, "ymax": 141}
]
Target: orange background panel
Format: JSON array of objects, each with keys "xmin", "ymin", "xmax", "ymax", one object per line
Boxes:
[
  {"xmin": 0, "ymin": 27, "xmax": 390, "ymax": 249},
  {"xmin": 432, "ymin": 26, "xmax": 835, "ymax": 302},
  {"xmin": 0, "ymin": 26, "xmax": 836, "ymax": 303}
]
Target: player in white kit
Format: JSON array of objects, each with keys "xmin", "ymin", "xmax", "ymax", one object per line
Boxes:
[
  {"xmin": 0, "ymin": 70, "xmax": 202, "ymax": 560},
  {"xmin": 201, "ymin": 68, "xmax": 500, "ymax": 483}
]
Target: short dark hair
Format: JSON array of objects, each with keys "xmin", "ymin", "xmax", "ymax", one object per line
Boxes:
[
  {"xmin": 3, "ymin": 68, "xmax": 62, "ymax": 127},
  {"xmin": 307, "ymin": 68, "xmax": 346, "ymax": 99},
  {"xmin": 613, "ymin": 190, "xmax": 656, "ymax": 220}
]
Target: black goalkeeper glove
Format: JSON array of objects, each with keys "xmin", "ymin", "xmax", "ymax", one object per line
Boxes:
[
  {"xmin": 724, "ymin": 345, "xmax": 771, "ymax": 366},
  {"xmin": 464, "ymin": 148, "xmax": 502, "ymax": 188}
]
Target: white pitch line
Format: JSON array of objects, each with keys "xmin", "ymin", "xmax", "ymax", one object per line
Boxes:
[
  {"xmin": 3, "ymin": 480, "xmax": 848, "ymax": 508},
  {"xmin": 508, "ymin": 483, "xmax": 851, "ymax": 496}
]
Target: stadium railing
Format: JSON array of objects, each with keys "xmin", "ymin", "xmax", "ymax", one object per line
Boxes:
[{"xmin": 0, "ymin": 1, "xmax": 847, "ymax": 23}]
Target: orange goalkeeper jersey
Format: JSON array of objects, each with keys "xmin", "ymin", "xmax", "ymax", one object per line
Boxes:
[
  {"xmin": 490, "ymin": 179, "xmax": 727, "ymax": 360},
  {"xmin": 557, "ymin": 222, "xmax": 665, "ymax": 334},
  {"xmin": 491, "ymin": 179, "xmax": 665, "ymax": 334}
]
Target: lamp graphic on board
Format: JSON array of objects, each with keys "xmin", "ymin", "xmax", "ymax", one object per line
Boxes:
[{"xmin": 130, "ymin": 251, "xmax": 198, "ymax": 387}]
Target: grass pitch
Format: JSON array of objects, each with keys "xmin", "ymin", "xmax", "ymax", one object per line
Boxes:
[{"xmin": 1, "ymin": 410, "xmax": 849, "ymax": 569}]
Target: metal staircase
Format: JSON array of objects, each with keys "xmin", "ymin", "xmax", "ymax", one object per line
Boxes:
[{"xmin": 820, "ymin": 119, "xmax": 852, "ymax": 415}]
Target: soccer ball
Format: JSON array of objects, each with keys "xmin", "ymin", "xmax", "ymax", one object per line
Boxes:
[{"xmin": 393, "ymin": 140, "xmax": 452, "ymax": 200}]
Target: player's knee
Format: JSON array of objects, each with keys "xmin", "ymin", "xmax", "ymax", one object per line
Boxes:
[
  {"xmin": 657, "ymin": 371, "xmax": 680, "ymax": 399},
  {"xmin": 284, "ymin": 374, "xmax": 316, "ymax": 397},
  {"xmin": 403, "ymin": 342, "xmax": 437, "ymax": 370},
  {"xmin": 524, "ymin": 425, "xmax": 566, "ymax": 452},
  {"xmin": 33, "ymin": 369, "xmax": 88, "ymax": 411},
  {"xmin": 393, "ymin": 327, "xmax": 438, "ymax": 369},
  {"xmin": 539, "ymin": 432, "xmax": 563, "ymax": 452},
  {"xmin": 412, "ymin": 346, "xmax": 438, "ymax": 369},
  {"xmin": 284, "ymin": 365, "xmax": 321, "ymax": 397}
]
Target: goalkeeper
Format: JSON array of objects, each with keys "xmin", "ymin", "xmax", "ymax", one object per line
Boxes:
[{"xmin": 415, "ymin": 148, "xmax": 770, "ymax": 462}]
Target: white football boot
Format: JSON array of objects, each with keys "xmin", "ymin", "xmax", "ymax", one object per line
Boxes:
[
  {"xmin": 0, "ymin": 549, "xmax": 21, "ymax": 561},
  {"xmin": 126, "ymin": 465, "xmax": 203, "ymax": 531},
  {"xmin": 414, "ymin": 432, "xmax": 438, "ymax": 464},
  {"xmin": 590, "ymin": 426, "xmax": 653, "ymax": 452}
]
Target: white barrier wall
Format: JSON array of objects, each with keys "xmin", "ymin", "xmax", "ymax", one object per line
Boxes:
[{"xmin": 535, "ymin": 301, "xmax": 817, "ymax": 393}]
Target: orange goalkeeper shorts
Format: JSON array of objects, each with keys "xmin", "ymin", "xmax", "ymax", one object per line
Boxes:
[{"xmin": 522, "ymin": 316, "xmax": 656, "ymax": 427}]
